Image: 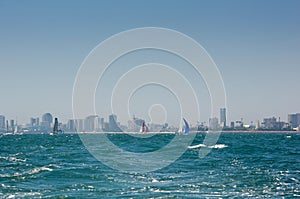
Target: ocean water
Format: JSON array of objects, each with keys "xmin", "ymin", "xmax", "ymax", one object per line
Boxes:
[{"xmin": 0, "ymin": 132, "xmax": 299, "ymax": 198}]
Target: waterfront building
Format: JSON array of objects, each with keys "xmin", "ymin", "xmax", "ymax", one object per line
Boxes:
[
  {"xmin": 109, "ymin": 114, "xmax": 121, "ymax": 132},
  {"xmin": 209, "ymin": 117, "xmax": 219, "ymax": 130},
  {"xmin": 75, "ymin": 119, "xmax": 85, "ymax": 132},
  {"xmin": 42, "ymin": 113, "xmax": 53, "ymax": 127},
  {"xmin": 99, "ymin": 117, "xmax": 104, "ymax": 131},
  {"xmin": 10, "ymin": 119, "xmax": 14, "ymax": 131},
  {"xmin": 230, "ymin": 121, "xmax": 235, "ymax": 129},
  {"xmin": 148, "ymin": 123, "xmax": 165, "ymax": 132},
  {"xmin": 288, "ymin": 113, "xmax": 300, "ymax": 128},
  {"xmin": 220, "ymin": 108, "xmax": 226, "ymax": 128},
  {"xmin": 261, "ymin": 117, "xmax": 285, "ymax": 130},
  {"xmin": 128, "ymin": 117, "xmax": 145, "ymax": 132},
  {"xmin": 84, "ymin": 115, "xmax": 99, "ymax": 132},
  {"xmin": 67, "ymin": 119, "xmax": 76, "ymax": 132},
  {"xmin": 0, "ymin": 115, "xmax": 5, "ymax": 130},
  {"xmin": 262, "ymin": 117, "xmax": 277, "ymax": 129},
  {"xmin": 255, "ymin": 120, "xmax": 260, "ymax": 130},
  {"xmin": 30, "ymin": 117, "xmax": 39, "ymax": 127},
  {"xmin": 103, "ymin": 122, "xmax": 109, "ymax": 131}
]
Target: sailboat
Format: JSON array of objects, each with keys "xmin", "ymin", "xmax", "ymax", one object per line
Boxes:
[
  {"xmin": 14, "ymin": 124, "xmax": 18, "ymax": 134},
  {"xmin": 183, "ymin": 118, "xmax": 190, "ymax": 134},
  {"xmin": 13, "ymin": 117, "xmax": 22, "ymax": 134},
  {"xmin": 50, "ymin": 118, "xmax": 63, "ymax": 134},
  {"xmin": 139, "ymin": 122, "xmax": 149, "ymax": 133},
  {"xmin": 177, "ymin": 118, "xmax": 190, "ymax": 134}
]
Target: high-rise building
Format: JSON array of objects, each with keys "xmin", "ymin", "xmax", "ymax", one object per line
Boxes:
[
  {"xmin": 288, "ymin": 113, "xmax": 300, "ymax": 128},
  {"xmin": 0, "ymin": 115, "xmax": 5, "ymax": 130},
  {"xmin": 84, "ymin": 115, "xmax": 98, "ymax": 132},
  {"xmin": 209, "ymin": 117, "xmax": 219, "ymax": 130},
  {"xmin": 99, "ymin": 118, "xmax": 104, "ymax": 131},
  {"xmin": 109, "ymin": 114, "xmax": 121, "ymax": 132},
  {"xmin": 10, "ymin": 119, "xmax": 14, "ymax": 131},
  {"xmin": 262, "ymin": 117, "xmax": 277, "ymax": 129},
  {"xmin": 67, "ymin": 119, "xmax": 76, "ymax": 132},
  {"xmin": 94, "ymin": 117, "xmax": 100, "ymax": 131},
  {"xmin": 75, "ymin": 119, "xmax": 84, "ymax": 132},
  {"xmin": 42, "ymin": 113, "xmax": 53, "ymax": 127},
  {"xmin": 230, "ymin": 121, "xmax": 235, "ymax": 129},
  {"xmin": 220, "ymin": 108, "xmax": 226, "ymax": 128},
  {"xmin": 30, "ymin": 117, "xmax": 39, "ymax": 127},
  {"xmin": 255, "ymin": 120, "xmax": 260, "ymax": 130}
]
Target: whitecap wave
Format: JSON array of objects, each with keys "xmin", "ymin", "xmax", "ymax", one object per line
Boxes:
[
  {"xmin": 2, "ymin": 165, "xmax": 56, "ymax": 178},
  {"xmin": 188, "ymin": 144, "xmax": 228, "ymax": 149},
  {"xmin": 208, "ymin": 144, "xmax": 228, "ymax": 149},
  {"xmin": 187, "ymin": 144, "xmax": 206, "ymax": 149},
  {"xmin": 27, "ymin": 166, "xmax": 53, "ymax": 175}
]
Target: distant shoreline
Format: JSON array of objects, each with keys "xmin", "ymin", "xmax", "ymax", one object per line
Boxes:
[
  {"xmin": 2, "ymin": 131, "xmax": 299, "ymax": 135},
  {"xmin": 193, "ymin": 130, "xmax": 300, "ymax": 134}
]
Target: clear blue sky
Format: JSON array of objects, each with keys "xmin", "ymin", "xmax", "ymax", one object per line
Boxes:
[{"xmin": 0, "ymin": 0, "xmax": 299, "ymax": 125}]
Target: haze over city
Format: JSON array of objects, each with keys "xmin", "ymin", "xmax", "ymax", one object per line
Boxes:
[
  {"xmin": 1, "ymin": 2, "xmax": 300, "ymax": 197},
  {"xmin": 0, "ymin": 0, "xmax": 299, "ymax": 125}
]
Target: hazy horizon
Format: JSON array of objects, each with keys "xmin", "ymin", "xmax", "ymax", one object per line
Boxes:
[{"xmin": 0, "ymin": 0, "xmax": 299, "ymax": 126}]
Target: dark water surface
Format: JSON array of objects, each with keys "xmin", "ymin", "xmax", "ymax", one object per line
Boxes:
[{"xmin": 1, "ymin": 132, "xmax": 299, "ymax": 198}]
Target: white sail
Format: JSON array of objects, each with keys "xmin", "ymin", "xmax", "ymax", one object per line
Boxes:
[{"xmin": 14, "ymin": 125, "xmax": 18, "ymax": 134}]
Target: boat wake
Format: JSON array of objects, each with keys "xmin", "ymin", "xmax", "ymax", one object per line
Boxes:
[{"xmin": 188, "ymin": 144, "xmax": 228, "ymax": 149}]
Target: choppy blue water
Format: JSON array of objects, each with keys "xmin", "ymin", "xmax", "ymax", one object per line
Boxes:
[{"xmin": 1, "ymin": 132, "xmax": 299, "ymax": 198}]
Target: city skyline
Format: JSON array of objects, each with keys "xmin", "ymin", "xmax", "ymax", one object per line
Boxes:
[
  {"xmin": 1, "ymin": 1, "xmax": 300, "ymax": 125},
  {"xmin": 1, "ymin": 108, "xmax": 300, "ymax": 133}
]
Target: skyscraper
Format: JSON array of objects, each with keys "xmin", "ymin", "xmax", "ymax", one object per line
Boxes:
[
  {"xmin": 75, "ymin": 119, "xmax": 84, "ymax": 132},
  {"xmin": 42, "ymin": 113, "xmax": 53, "ymax": 127},
  {"xmin": 67, "ymin": 119, "xmax": 76, "ymax": 132},
  {"xmin": 84, "ymin": 115, "xmax": 98, "ymax": 132},
  {"xmin": 0, "ymin": 115, "xmax": 5, "ymax": 130},
  {"xmin": 288, "ymin": 113, "xmax": 300, "ymax": 128},
  {"xmin": 30, "ymin": 117, "xmax": 39, "ymax": 127},
  {"xmin": 263, "ymin": 117, "xmax": 277, "ymax": 129},
  {"xmin": 220, "ymin": 108, "xmax": 226, "ymax": 128},
  {"xmin": 109, "ymin": 114, "xmax": 121, "ymax": 132},
  {"xmin": 209, "ymin": 117, "xmax": 219, "ymax": 130},
  {"xmin": 99, "ymin": 118, "xmax": 104, "ymax": 131},
  {"xmin": 10, "ymin": 119, "xmax": 14, "ymax": 131}
]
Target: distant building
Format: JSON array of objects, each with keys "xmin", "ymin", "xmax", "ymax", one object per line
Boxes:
[
  {"xmin": 84, "ymin": 115, "xmax": 98, "ymax": 132},
  {"xmin": 255, "ymin": 120, "xmax": 260, "ymax": 130},
  {"xmin": 99, "ymin": 118, "xmax": 105, "ymax": 131},
  {"xmin": 67, "ymin": 119, "xmax": 76, "ymax": 132},
  {"xmin": 75, "ymin": 119, "xmax": 85, "ymax": 132},
  {"xmin": 103, "ymin": 122, "xmax": 109, "ymax": 131},
  {"xmin": 109, "ymin": 114, "xmax": 121, "ymax": 132},
  {"xmin": 42, "ymin": 113, "xmax": 53, "ymax": 127},
  {"xmin": 209, "ymin": 117, "xmax": 219, "ymax": 130},
  {"xmin": 262, "ymin": 117, "xmax": 277, "ymax": 129},
  {"xmin": 235, "ymin": 119, "xmax": 244, "ymax": 129},
  {"xmin": 288, "ymin": 113, "xmax": 300, "ymax": 128},
  {"xmin": 148, "ymin": 123, "xmax": 165, "ymax": 132},
  {"xmin": 220, "ymin": 108, "xmax": 226, "ymax": 128},
  {"xmin": 128, "ymin": 117, "xmax": 145, "ymax": 132},
  {"xmin": 30, "ymin": 117, "xmax": 39, "ymax": 127},
  {"xmin": 230, "ymin": 121, "xmax": 235, "ymax": 129},
  {"xmin": 0, "ymin": 115, "xmax": 5, "ymax": 130},
  {"xmin": 10, "ymin": 119, "xmax": 14, "ymax": 131},
  {"xmin": 262, "ymin": 117, "xmax": 284, "ymax": 130}
]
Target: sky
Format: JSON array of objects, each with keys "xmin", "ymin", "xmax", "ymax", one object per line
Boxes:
[{"xmin": 0, "ymin": 0, "xmax": 299, "ymax": 126}]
